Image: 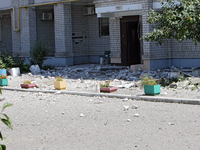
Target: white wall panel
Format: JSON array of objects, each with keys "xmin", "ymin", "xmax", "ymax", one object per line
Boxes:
[{"xmin": 0, "ymin": 0, "xmax": 12, "ymax": 9}]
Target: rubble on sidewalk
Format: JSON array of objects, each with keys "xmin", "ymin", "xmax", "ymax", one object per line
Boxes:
[{"xmin": 4, "ymin": 64, "xmax": 200, "ymax": 99}]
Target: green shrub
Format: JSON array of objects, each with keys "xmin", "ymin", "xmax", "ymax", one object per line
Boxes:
[
  {"xmin": 0, "ymin": 52, "xmax": 30, "ymax": 73},
  {"xmin": 30, "ymin": 39, "xmax": 50, "ymax": 69}
]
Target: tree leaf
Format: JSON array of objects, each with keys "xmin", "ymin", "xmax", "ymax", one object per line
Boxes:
[
  {"xmin": 0, "ymin": 118, "xmax": 13, "ymax": 130},
  {"xmin": 2, "ymin": 103, "xmax": 13, "ymax": 109},
  {"xmin": 0, "ymin": 144, "xmax": 6, "ymax": 150},
  {"xmin": 0, "ymin": 132, "xmax": 3, "ymax": 140}
]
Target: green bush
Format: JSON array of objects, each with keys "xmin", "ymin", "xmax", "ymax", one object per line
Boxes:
[
  {"xmin": 0, "ymin": 52, "xmax": 30, "ymax": 73},
  {"xmin": 30, "ymin": 39, "xmax": 50, "ymax": 69}
]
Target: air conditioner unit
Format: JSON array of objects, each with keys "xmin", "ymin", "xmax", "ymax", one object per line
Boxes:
[
  {"xmin": 41, "ymin": 13, "xmax": 53, "ymax": 21},
  {"xmin": 83, "ymin": 7, "xmax": 95, "ymax": 15}
]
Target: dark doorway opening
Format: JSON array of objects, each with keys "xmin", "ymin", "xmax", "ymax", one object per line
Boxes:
[{"xmin": 120, "ymin": 16, "xmax": 140, "ymax": 66}]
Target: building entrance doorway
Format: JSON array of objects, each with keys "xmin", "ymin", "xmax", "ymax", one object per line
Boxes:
[{"xmin": 120, "ymin": 16, "xmax": 140, "ymax": 66}]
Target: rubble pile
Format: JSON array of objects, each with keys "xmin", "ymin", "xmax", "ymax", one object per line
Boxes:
[
  {"xmin": 5, "ymin": 64, "xmax": 200, "ymax": 99},
  {"xmin": 40, "ymin": 64, "xmax": 175, "ymax": 81}
]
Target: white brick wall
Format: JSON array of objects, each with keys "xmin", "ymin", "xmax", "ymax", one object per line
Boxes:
[
  {"xmin": 109, "ymin": 17, "xmax": 120, "ymax": 58},
  {"xmin": 54, "ymin": 3, "xmax": 73, "ymax": 57}
]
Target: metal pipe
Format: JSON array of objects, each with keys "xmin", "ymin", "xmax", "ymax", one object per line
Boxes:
[{"xmin": 14, "ymin": 0, "xmax": 80, "ymax": 31}]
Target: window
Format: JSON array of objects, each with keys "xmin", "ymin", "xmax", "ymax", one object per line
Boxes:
[{"xmin": 99, "ymin": 18, "xmax": 109, "ymax": 37}]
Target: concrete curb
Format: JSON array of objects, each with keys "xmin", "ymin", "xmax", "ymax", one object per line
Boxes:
[{"xmin": 1, "ymin": 87, "xmax": 200, "ymax": 105}]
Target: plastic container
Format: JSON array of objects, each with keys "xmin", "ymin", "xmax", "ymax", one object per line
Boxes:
[
  {"xmin": 144, "ymin": 85, "xmax": 160, "ymax": 96},
  {"xmin": 0, "ymin": 79, "xmax": 8, "ymax": 86},
  {"xmin": 0, "ymin": 69, "xmax": 6, "ymax": 75},
  {"xmin": 10, "ymin": 67, "xmax": 20, "ymax": 77}
]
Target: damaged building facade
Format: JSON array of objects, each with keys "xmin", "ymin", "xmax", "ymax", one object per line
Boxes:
[{"xmin": 0, "ymin": 0, "xmax": 200, "ymax": 70}]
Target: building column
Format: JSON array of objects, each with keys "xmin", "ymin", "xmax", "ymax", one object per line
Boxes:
[
  {"xmin": 142, "ymin": 0, "xmax": 153, "ymax": 70},
  {"xmin": 109, "ymin": 17, "xmax": 121, "ymax": 64},
  {"xmin": 11, "ymin": 0, "xmax": 37, "ymax": 57},
  {"xmin": 54, "ymin": 3, "xmax": 73, "ymax": 58}
]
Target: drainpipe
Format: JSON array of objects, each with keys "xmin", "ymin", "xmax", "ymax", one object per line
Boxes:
[{"xmin": 14, "ymin": 0, "xmax": 80, "ymax": 31}]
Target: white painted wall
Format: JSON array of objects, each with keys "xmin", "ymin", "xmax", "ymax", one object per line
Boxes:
[{"xmin": 0, "ymin": 0, "xmax": 12, "ymax": 9}]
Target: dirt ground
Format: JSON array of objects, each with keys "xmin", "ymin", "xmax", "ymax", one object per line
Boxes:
[{"xmin": 1, "ymin": 90, "xmax": 200, "ymax": 150}]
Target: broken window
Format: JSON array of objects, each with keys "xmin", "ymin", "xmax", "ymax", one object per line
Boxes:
[{"xmin": 99, "ymin": 18, "xmax": 109, "ymax": 37}]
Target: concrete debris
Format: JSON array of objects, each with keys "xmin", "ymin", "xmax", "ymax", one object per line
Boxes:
[
  {"xmin": 127, "ymin": 119, "xmax": 131, "ymax": 122},
  {"xmin": 168, "ymin": 122, "xmax": 175, "ymax": 125},
  {"xmin": 189, "ymin": 78, "xmax": 200, "ymax": 85},
  {"xmin": 123, "ymin": 105, "xmax": 130, "ymax": 111},
  {"xmin": 171, "ymin": 66, "xmax": 192, "ymax": 77},
  {"xmin": 29, "ymin": 65, "xmax": 41, "ymax": 75},
  {"xmin": 118, "ymin": 83, "xmax": 135, "ymax": 88},
  {"xmin": 56, "ymin": 91, "xmax": 61, "ymax": 94},
  {"xmin": 169, "ymin": 84, "xmax": 177, "ymax": 88},
  {"xmin": 177, "ymin": 80, "xmax": 190, "ymax": 88},
  {"xmin": 131, "ymin": 104, "xmax": 138, "ymax": 109},
  {"xmin": 185, "ymin": 85, "xmax": 196, "ymax": 90},
  {"xmin": 122, "ymin": 98, "xmax": 129, "ymax": 102},
  {"xmin": 5, "ymin": 64, "xmax": 200, "ymax": 98},
  {"xmin": 160, "ymin": 91, "xmax": 167, "ymax": 95},
  {"xmin": 134, "ymin": 113, "xmax": 139, "ymax": 117},
  {"xmin": 88, "ymin": 99, "xmax": 93, "ymax": 102},
  {"xmin": 37, "ymin": 92, "xmax": 43, "ymax": 96},
  {"xmin": 80, "ymin": 113, "xmax": 85, "ymax": 117},
  {"xmin": 192, "ymin": 68, "xmax": 200, "ymax": 77},
  {"xmin": 94, "ymin": 101, "xmax": 103, "ymax": 104}
]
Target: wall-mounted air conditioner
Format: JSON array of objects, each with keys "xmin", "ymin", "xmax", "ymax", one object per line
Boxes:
[
  {"xmin": 83, "ymin": 7, "xmax": 95, "ymax": 15},
  {"xmin": 41, "ymin": 13, "xmax": 53, "ymax": 21}
]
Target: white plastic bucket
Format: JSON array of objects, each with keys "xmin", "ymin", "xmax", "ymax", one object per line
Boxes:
[
  {"xmin": 10, "ymin": 67, "xmax": 20, "ymax": 77},
  {"xmin": 100, "ymin": 57, "xmax": 104, "ymax": 65}
]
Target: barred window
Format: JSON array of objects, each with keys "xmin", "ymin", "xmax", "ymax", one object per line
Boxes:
[{"xmin": 99, "ymin": 18, "xmax": 109, "ymax": 37}]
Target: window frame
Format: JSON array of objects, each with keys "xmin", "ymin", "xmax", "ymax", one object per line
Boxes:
[{"xmin": 99, "ymin": 18, "xmax": 109, "ymax": 37}]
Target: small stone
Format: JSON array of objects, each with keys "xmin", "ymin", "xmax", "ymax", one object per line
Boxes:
[
  {"xmin": 88, "ymin": 99, "xmax": 93, "ymax": 102},
  {"xmin": 168, "ymin": 122, "xmax": 175, "ymax": 125},
  {"xmin": 169, "ymin": 84, "xmax": 177, "ymax": 88},
  {"xmin": 122, "ymin": 98, "xmax": 128, "ymax": 102},
  {"xmin": 123, "ymin": 105, "xmax": 129, "ymax": 111},
  {"xmin": 134, "ymin": 113, "xmax": 139, "ymax": 117},
  {"xmin": 127, "ymin": 119, "xmax": 131, "ymax": 122},
  {"xmin": 131, "ymin": 104, "xmax": 138, "ymax": 109},
  {"xmin": 80, "ymin": 77, "xmax": 84, "ymax": 83},
  {"xmin": 160, "ymin": 91, "xmax": 167, "ymax": 95},
  {"xmin": 38, "ymin": 92, "xmax": 42, "ymax": 96},
  {"xmin": 80, "ymin": 113, "xmax": 85, "ymax": 117},
  {"xmin": 94, "ymin": 101, "xmax": 103, "ymax": 104},
  {"xmin": 56, "ymin": 91, "xmax": 61, "ymax": 94}
]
